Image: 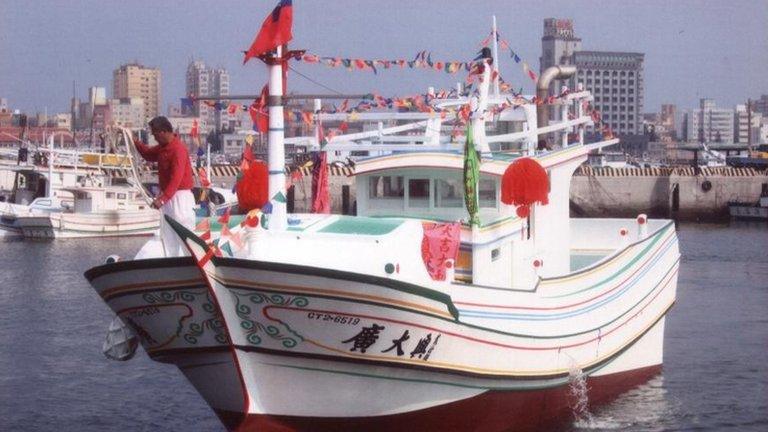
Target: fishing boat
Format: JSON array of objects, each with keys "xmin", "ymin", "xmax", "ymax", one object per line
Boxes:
[
  {"xmin": 84, "ymin": 11, "xmax": 679, "ymax": 432},
  {"xmin": 14, "ymin": 184, "xmax": 159, "ymax": 238},
  {"xmin": 0, "ymin": 132, "xmax": 149, "ymax": 237}
]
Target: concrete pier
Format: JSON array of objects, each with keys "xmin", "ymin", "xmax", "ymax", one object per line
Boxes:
[{"xmin": 571, "ymin": 166, "xmax": 768, "ymax": 221}]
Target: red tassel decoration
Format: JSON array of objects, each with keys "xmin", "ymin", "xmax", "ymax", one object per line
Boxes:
[
  {"xmin": 236, "ymin": 161, "xmax": 269, "ymax": 212},
  {"xmin": 501, "ymin": 158, "xmax": 549, "ymax": 217}
]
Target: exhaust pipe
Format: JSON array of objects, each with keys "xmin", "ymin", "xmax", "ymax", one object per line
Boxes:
[{"xmin": 536, "ymin": 65, "xmax": 577, "ymax": 129}]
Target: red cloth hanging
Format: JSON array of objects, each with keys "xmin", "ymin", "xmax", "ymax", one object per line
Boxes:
[
  {"xmin": 501, "ymin": 158, "xmax": 549, "ymax": 218},
  {"xmin": 420, "ymin": 222, "xmax": 461, "ymax": 281},
  {"xmin": 237, "ymin": 161, "xmax": 269, "ymax": 212},
  {"xmin": 311, "ymin": 152, "xmax": 330, "ymax": 213}
]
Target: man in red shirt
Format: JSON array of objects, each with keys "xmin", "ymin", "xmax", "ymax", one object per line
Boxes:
[{"xmin": 134, "ymin": 116, "xmax": 196, "ymax": 256}]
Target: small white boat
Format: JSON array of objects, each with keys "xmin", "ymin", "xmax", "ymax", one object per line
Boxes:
[{"xmin": 15, "ymin": 185, "xmax": 159, "ymax": 239}]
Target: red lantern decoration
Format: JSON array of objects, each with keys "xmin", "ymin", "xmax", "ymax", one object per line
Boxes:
[
  {"xmin": 501, "ymin": 157, "xmax": 549, "ymax": 217},
  {"xmin": 236, "ymin": 161, "xmax": 269, "ymax": 212}
]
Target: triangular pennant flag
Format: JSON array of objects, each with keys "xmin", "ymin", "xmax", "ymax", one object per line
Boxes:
[
  {"xmin": 220, "ymin": 241, "xmax": 234, "ymax": 257},
  {"xmin": 273, "ymin": 191, "xmax": 287, "ymax": 203},
  {"xmin": 195, "ymin": 218, "xmax": 211, "ymax": 232},
  {"xmin": 218, "ymin": 207, "xmax": 231, "ymax": 224},
  {"xmin": 200, "ymin": 230, "xmax": 211, "ymax": 241},
  {"xmin": 229, "ymin": 231, "xmax": 244, "ymax": 250}
]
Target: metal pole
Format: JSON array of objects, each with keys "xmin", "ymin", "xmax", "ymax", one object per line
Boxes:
[
  {"xmin": 206, "ymin": 142, "xmax": 211, "ymax": 174},
  {"xmin": 267, "ymin": 48, "xmax": 287, "ymax": 230},
  {"xmin": 313, "ymin": 99, "xmax": 321, "ymax": 146},
  {"xmin": 747, "ymin": 99, "xmax": 753, "ymax": 152},
  {"xmin": 47, "ymin": 134, "xmax": 54, "ymax": 197},
  {"xmin": 491, "ymin": 16, "xmax": 500, "ymax": 96}
]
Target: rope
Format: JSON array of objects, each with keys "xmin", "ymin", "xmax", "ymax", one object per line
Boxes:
[
  {"xmin": 287, "ymin": 64, "xmax": 344, "ymax": 95},
  {"xmin": 116, "ymin": 127, "xmax": 153, "ymax": 205}
]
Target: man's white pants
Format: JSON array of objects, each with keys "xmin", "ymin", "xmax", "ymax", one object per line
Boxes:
[{"xmin": 159, "ymin": 190, "xmax": 196, "ymax": 257}]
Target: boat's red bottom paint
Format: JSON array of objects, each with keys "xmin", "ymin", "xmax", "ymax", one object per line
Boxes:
[{"xmin": 214, "ymin": 364, "xmax": 663, "ymax": 432}]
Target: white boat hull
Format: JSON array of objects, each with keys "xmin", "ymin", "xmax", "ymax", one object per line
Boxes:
[
  {"xmin": 16, "ymin": 210, "xmax": 159, "ymax": 238},
  {"xmin": 85, "ymin": 220, "xmax": 679, "ymax": 431}
]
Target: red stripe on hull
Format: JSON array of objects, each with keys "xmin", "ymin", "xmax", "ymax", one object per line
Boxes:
[{"xmin": 215, "ymin": 364, "xmax": 662, "ymax": 432}]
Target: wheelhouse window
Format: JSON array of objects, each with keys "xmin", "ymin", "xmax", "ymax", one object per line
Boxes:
[
  {"xmin": 434, "ymin": 178, "xmax": 463, "ymax": 208},
  {"xmin": 368, "ymin": 175, "xmax": 404, "ymax": 199},
  {"xmin": 478, "ymin": 178, "xmax": 497, "ymax": 208},
  {"xmin": 407, "ymin": 178, "xmax": 430, "ymax": 208}
]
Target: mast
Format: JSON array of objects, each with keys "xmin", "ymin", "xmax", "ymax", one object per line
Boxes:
[
  {"xmin": 491, "ymin": 16, "xmax": 500, "ymax": 96},
  {"xmin": 47, "ymin": 134, "xmax": 54, "ymax": 197},
  {"xmin": 266, "ymin": 46, "xmax": 287, "ymax": 230},
  {"xmin": 206, "ymin": 142, "xmax": 211, "ymax": 175},
  {"xmin": 747, "ymin": 99, "xmax": 753, "ymax": 153}
]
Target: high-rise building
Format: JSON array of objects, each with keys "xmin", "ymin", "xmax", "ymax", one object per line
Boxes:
[
  {"xmin": 753, "ymin": 95, "xmax": 768, "ymax": 116},
  {"xmin": 540, "ymin": 18, "xmax": 645, "ymax": 136},
  {"xmin": 74, "ymin": 86, "xmax": 107, "ymax": 130},
  {"xmin": 185, "ymin": 60, "xmax": 229, "ymax": 131},
  {"xmin": 540, "ymin": 18, "xmax": 582, "ymax": 96},
  {"xmin": 572, "ymin": 52, "xmax": 645, "ymax": 135},
  {"xmin": 661, "ymin": 104, "xmax": 676, "ymax": 134},
  {"xmin": 0, "ymin": 98, "xmax": 8, "ymax": 112},
  {"xmin": 89, "ymin": 87, "xmax": 106, "ymax": 105},
  {"xmin": 210, "ymin": 67, "xmax": 230, "ymax": 130},
  {"xmin": 109, "ymin": 97, "xmax": 145, "ymax": 130},
  {"xmin": 91, "ymin": 104, "xmax": 112, "ymax": 132},
  {"xmin": 734, "ymin": 104, "xmax": 762, "ymax": 144},
  {"xmin": 683, "ymin": 99, "xmax": 734, "ymax": 143},
  {"xmin": 112, "ymin": 63, "xmax": 161, "ymax": 125}
]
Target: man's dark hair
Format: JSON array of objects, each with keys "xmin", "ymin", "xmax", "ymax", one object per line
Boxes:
[{"xmin": 148, "ymin": 116, "xmax": 174, "ymax": 133}]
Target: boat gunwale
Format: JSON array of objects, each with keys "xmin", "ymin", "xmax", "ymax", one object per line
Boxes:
[{"xmin": 452, "ymin": 219, "xmax": 676, "ymax": 293}]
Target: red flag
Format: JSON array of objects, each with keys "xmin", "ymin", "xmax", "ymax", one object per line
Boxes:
[
  {"xmin": 190, "ymin": 119, "xmax": 199, "ymax": 139},
  {"xmin": 249, "ymin": 85, "xmax": 269, "ymax": 133},
  {"xmin": 311, "ymin": 151, "xmax": 330, "ymax": 214},
  {"xmin": 243, "ymin": 0, "xmax": 293, "ymax": 64}
]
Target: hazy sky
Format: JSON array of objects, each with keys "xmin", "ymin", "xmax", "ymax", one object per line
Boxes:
[{"xmin": 1, "ymin": 0, "xmax": 766, "ymax": 115}]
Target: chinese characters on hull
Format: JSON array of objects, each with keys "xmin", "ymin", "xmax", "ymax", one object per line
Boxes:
[{"xmin": 342, "ymin": 324, "xmax": 440, "ymax": 361}]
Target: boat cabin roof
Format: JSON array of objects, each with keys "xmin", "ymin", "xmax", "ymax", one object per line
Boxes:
[{"xmin": 353, "ymin": 145, "xmax": 590, "ymax": 177}]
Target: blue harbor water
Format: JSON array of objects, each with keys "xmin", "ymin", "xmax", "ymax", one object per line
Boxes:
[{"xmin": 0, "ymin": 222, "xmax": 766, "ymax": 431}]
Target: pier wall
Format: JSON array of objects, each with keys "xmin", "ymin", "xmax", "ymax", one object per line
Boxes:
[{"xmin": 571, "ymin": 167, "xmax": 768, "ymax": 221}]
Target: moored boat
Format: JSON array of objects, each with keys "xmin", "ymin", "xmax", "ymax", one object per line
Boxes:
[
  {"xmin": 15, "ymin": 185, "xmax": 159, "ymax": 239},
  {"xmin": 84, "ymin": 7, "xmax": 679, "ymax": 431}
]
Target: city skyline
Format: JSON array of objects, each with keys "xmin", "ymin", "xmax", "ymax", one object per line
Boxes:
[{"xmin": 1, "ymin": 0, "xmax": 766, "ymax": 115}]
